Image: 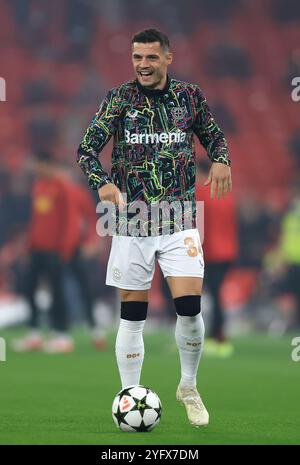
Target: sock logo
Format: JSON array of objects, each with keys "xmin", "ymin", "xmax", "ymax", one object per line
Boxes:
[
  {"xmin": 126, "ymin": 352, "xmax": 140, "ymax": 359},
  {"xmin": 186, "ymin": 341, "xmax": 201, "ymax": 347}
]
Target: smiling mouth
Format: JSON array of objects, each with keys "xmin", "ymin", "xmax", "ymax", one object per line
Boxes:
[{"xmin": 138, "ymin": 71, "xmax": 153, "ymax": 77}]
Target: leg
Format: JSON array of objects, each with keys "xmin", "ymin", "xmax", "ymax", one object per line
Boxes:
[
  {"xmin": 71, "ymin": 250, "xmax": 96, "ymax": 327},
  {"xmin": 115, "ymin": 289, "xmax": 149, "ymax": 389},
  {"xmin": 205, "ymin": 262, "xmax": 231, "ymax": 341},
  {"xmin": 286, "ymin": 265, "xmax": 300, "ymax": 330},
  {"xmin": 46, "ymin": 253, "xmax": 69, "ymax": 332},
  {"xmin": 11, "ymin": 251, "xmax": 45, "ymax": 352},
  {"xmin": 119, "ymin": 289, "xmax": 149, "ymax": 302},
  {"xmin": 25, "ymin": 251, "xmax": 42, "ymax": 330},
  {"xmin": 166, "ymin": 276, "xmax": 208, "ymax": 427},
  {"xmin": 167, "ymin": 276, "xmax": 203, "ymax": 299},
  {"xmin": 295, "ymin": 266, "xmax": 300, "ymax": 329},
  {"xmin": 158, "ymin": 227, "xmax": 207, "ymax": 426},
  {"xmin": 106, "ymin": 234, "xmax": 156, "ymax": 389},
  {"xmin": 159, "ymin": 229, "xmax": 205, "ymax": 392},
  {"xmin": 167, "ymin": 276, "xmax": 204, "ymax": 388},
  {"xmin": 42, "ymin": 253, "xmax": 74, "ymax": 353}
]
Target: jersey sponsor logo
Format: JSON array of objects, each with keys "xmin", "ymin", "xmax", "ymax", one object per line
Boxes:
[{"xmin": 125, "ymin": 129, "xmax": 186, "ymax": 144}]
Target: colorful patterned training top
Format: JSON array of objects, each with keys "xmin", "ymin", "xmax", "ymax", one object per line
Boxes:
[{"xmin": 77, "ymin": 77, "xmax": 230, "ymax": 235}]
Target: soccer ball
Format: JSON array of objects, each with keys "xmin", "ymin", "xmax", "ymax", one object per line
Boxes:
[{"xmin": 112, "ymin": 385, "xmax": 162, "ymax": 432}]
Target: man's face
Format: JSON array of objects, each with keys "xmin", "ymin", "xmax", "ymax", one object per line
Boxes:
[{"xmin": 132, "ymin": 41, "xmax": 172, "ymax": 90}]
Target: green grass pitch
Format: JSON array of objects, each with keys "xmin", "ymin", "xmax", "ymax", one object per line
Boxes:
[{"xmin": 0, "ymin": 328, "xmax": 299, "ymax": 445}]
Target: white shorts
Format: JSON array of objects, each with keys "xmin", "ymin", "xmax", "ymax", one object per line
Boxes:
[{"xmin": 106, "ymin": 229, "xmax": 204, "ymax": 290}]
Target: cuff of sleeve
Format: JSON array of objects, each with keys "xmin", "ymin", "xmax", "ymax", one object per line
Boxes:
[
  {"xmin": 211, "ymin": 155, "xmax": 231, "ymax": 166},
  {"xmin": 89, "ymin": 174, "xmax": 113, "ymax": 190}
]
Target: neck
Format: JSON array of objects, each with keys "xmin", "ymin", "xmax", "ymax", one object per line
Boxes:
[
  {"xmin": 151, "ymin": 74, "xmax": 167, "ymax": 90},
  {"xmin": 136, "ymin": 75, "xmax": 170, "ymax": 97}
]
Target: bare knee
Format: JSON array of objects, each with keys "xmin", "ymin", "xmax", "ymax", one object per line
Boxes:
[
  {"xmin": 119, "ymin": 289, "xmax": 149, "ymax": 302},
  {"xmin": 166, "ymin": 277, "xmax": 203, "ymax": 299}
]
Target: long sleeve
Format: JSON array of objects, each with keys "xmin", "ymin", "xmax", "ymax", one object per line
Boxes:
[
  {"xmin": 77, "ymin": 88, "xmax": 122, "ymax": 190},
  {"xmin": 192, "ymin": 87, "xmax": 230, "ymax": 166}
]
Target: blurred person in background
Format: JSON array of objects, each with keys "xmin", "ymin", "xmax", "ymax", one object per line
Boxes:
[
  {"xmin": 12, "ymin": 152, "xmax": 73, "ymax": 353},
  {"xmin": 12, "ymin": 152, "xmax": 106, "ymax": 353},
  {"xmin": 277, "ymin": 184, "xmax": 300, "ymax": 331},
  {"xmin": 65, "ymin": 177, "xmax": 109, "ymax": 350},
  {"xmin": 288, "ymin": 128, "xmax": 300, "ymax": 170},
  {"xmin": 205, "ymin": 40, "xmax": 252, "ymax": 81},
  {"xmin": 0, "ymin": 168, "xmax": 31, "ymax": 247},
  {"xmin": 261, "ymin": 183, "xmax": 300, "ymax": 333},
  {"xmin": 238, "ymin": 194, "xmax": 277, "ymax": 268},
  {"xmin": 196, "ymin": 159, "xmax": 238, "ymax": 357}
]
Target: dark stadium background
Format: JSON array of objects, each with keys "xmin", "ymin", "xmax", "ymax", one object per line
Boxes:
[{"xmin": 0, "ymin": 0, "xmax": 300, "ymax": 445}]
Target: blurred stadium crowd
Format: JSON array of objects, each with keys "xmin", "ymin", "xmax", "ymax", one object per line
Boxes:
[{"xmin": 0, "ymin": 0, "xmax": 300, "ymax": 340}]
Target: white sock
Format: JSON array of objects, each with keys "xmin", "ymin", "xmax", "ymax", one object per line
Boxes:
[
  {"xmin": 115, "ymin": 318, "xmax": 145, "ymax": 389},
  {"xmin": 175, "ymin": 313, "xmax": 205, "ymax": 389}
]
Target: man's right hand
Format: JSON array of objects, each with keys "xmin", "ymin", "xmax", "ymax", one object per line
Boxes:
[{"xmin": 98, "ymin": 183, "xmax": 125, "ymax": 210}]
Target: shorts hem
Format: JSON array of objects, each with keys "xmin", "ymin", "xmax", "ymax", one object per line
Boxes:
[
  {"xmin": 163, "ymin": 273, "xmax": 204, "ymax": 279},
  {"xmin": 106, "ymin": 281, "xmax": 151, "ymax": 290}
]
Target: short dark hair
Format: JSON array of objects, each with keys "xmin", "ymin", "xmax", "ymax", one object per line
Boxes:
[{"xmin": 131, "ymin": 28, "xmax": 170, "ymax": 51}]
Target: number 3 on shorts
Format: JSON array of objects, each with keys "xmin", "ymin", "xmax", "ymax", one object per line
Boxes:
[{"xmin": 184, "ymin": 237, "xmax": 200, "ymax": 257}]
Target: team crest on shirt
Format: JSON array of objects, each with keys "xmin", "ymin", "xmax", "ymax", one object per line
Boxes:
[{"xmin": 171, "ymin": 106, "xmax": 186, "ymax": 122}]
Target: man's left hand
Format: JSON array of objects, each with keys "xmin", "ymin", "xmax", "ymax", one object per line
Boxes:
[{"xmin": 204, "ymin": 162, "xmax": 232, "ymax": 199}]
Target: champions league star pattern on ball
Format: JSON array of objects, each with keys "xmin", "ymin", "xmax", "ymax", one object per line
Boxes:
[{"xmin": 77, "ymin": 77, "xmax": 230, "ymax": 234}]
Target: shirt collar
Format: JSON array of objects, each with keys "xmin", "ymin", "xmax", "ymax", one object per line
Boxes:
[{"xmin": 136, "ymin": 75, "xmax": 171, "ymax": 98}]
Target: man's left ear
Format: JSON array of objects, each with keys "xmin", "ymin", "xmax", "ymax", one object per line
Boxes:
[{"xmin": 167, "ymin": 52, "xmax": 173, "ymax": 65}]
